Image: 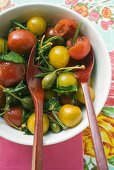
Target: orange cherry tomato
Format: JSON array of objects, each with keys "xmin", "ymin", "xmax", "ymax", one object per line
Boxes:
[
  {"xmin": 8, "ymin": 29, "xmax": 37, "ymax": 54},
  {"xmin": 54, "ymin": 19, "xmax": 77, "ymax": 39},
  {"xmin": 68, "ymin": 36, "xmax": 91, "ymax": 60},
  {"xmin": 0, "ymin": 62, "xmax": 25, "ymax": 87},
  {"xmin": 4, "ymin": 106, "xmax": 23, "ymax": 127}
]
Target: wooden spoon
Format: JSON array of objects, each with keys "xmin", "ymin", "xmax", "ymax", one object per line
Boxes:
[
  {"xmin": 26, "ymin": 46, "xmax": 44, "ymax": 170},
  {"xmin": 75, "ymin": 48, "xmax": 108, "ymax": 170}
]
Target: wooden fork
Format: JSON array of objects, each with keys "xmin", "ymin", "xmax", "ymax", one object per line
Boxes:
[
  {"xmin": 26, "ymin": 46, "xmax": 44, "ymax": 170},
  {"xmin": 74, "ymin": 48, "xmax": 108, "ymax": 170}
]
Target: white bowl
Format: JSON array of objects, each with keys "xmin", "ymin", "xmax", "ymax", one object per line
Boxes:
[{"xmin": 0, "ymin": 3, "xmax": 111, "ymax": 145}]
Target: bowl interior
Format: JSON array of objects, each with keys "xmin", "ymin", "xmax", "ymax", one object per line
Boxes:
[{"xmin": 0, "ymin": 4, "xmax": 111, "ymax": 145}]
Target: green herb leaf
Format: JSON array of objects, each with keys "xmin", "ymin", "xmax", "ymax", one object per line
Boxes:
[
  {"xmin": 52, "ymin": 111, "xmax": 67, "ymax": 129},
  {"xmin": 53, "ymin": 85, "xmax": 77, "ymax": 94},
  {"xmin": 45, "ymin": 36, "xmax": 64, "ymax": 45},
  {"xmin": 108, "ymin": 156, "xmax": 114, "ymax": 166},
  {"xmin": 44, "ymin": 98, "xmax": 66, "ymax": 129},
  {"xmin": 21, "ymin": 126, "xmax": 32, "ymax": 135},
  {"xmin": 84, "ymin": 164, "xmax": 89, "ymax": 170},
  {"xmin": 102, "ymin": 107, "xmax": 114, "ymax": 118},
  {"xmin": 22, "ymin": 110, "xmax": 32, "ymax": 124},
  {"xmin": 91, "ymin": 166, "xmax": 98, "ymax": 170},
  {"xmin": 44, "ymin": 97, "xmax": 61, "ymax": 112},
  {"xmin": 0, "ymin": 51, "xmax": 25, "ymax": 64},
  {"xmin": 72, "ymin": 22, "xmax": 82, "ymax": 45},
  {"xmin": 84, "ymin": 159, "xmax": 89, "ymax": 170},
  {"xmin": 37, "ymin": 66, "xmax": 51, "ymax": 72},
  {"xmin": 35, "ymin": 72, "xmax": 50, "ymax": 78},
  {"xmin": 4, "ymin": 81, "xmax": 28, "ymax": 96},
  {"xmin": 12, "ymin": 21, "xmax": 27, "ymax": 30}
]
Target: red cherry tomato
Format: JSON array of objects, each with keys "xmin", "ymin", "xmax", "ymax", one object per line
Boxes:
[
  {"xmin": 8, "ymin": 29, "xmax": 37, "ymax": 54},
  {"xmin": 59, "ymin": 95, "xmax": 73, "ymax": 105},
  {"xmin": 68, "ymin": 36, "xmax": 91, "ymax": 60},
  {"xmin": 4, "ymin": 106, "xmax": 23, "ymax": 127},
  {"xmin": 54, "ymin": 19, "xmax": 77, "ymax": 39},
  {"xmin": 0, "ymin": 62, "xmax": 25, "ymax": 87}
]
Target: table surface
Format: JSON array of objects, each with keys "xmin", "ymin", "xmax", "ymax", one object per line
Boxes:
[{"xmin": 0, "ymin": 0, "xmax": 114, "ymax": 170}]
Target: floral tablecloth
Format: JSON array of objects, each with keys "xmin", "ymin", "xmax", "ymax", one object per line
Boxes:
[{"xmin": 0, "ymin": 0, "xmax": 114, "ymax": 170}]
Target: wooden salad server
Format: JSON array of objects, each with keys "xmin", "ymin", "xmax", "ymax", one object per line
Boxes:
[
  {"xmin": 26, "ymin": 46, "xmax": 44, "ymax": 170},
  {"xmin": 75, "ymin": 48, "xmax": 108, "ymax": 170}
]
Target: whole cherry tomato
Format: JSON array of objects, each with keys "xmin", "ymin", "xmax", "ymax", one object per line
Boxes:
[
  {"xmin": 27, "ymin": 16, "xmax": 46, "ymax": 36},
  {"xmin": 0, "ymin": 62, "xmax": 25, "ymax": 87},
  {"xmin": 54, "ymin": 19, "xmax": 77, "ymax": 39},
  {"xmin": 49, "ymin": 46, "xmax": 69, "ymax": 68},
  {"xmin": 58, "ymin": 104, "xmax": 82, "ymax": 127},
  {"xmin": 4, "ymin": 106, "xmax": 23, "ymax": 127},
  {"xmin": 27, "ymin": 113, "xmax": 49, "ymax": 134},
  {"xmin": 8, "ymin": 29, "xmax": 37, "ymax": 54},
  {"xmin": 68, "ymin": 36, "xmax": 91, "ymax": 60},
  {"xmin": 59, "ymin": 94, "xmax": 73, "ymax": 105},
  {"xmin": 57, "ymin": 72, "xmax": 77, "ymax": 87},
  {"xmin": 76, "ymin": 86, "xmax": 95, "ymax": 104}
]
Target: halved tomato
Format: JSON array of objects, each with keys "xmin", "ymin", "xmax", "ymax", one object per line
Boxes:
[{"xmin": 68, "ymin": 36, "xmax": 91, "ymax": 60}]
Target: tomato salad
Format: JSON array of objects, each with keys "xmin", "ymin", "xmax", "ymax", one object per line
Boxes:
[{"xmin": 0, "ymin": 17, "xmax": 95, "ymax": 135}]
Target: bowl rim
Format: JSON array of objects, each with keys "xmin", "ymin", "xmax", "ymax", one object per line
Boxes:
[{"xmin": 0, "ymin": 3, "xmax": 112, "ymax": 145}]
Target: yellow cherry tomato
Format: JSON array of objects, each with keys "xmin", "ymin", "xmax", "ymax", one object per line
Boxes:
[
  {"xmin": 0, "ymin": 38, "xmax": 7, "ymax": 53},
  {"xmin": 76, "ymin": 86, "xmax": 95, "ymax": 104},
  {"xmin": 89, "ymin": 77, "xmax": 94, "ymax": 87},
  {"xmin": 57, "ymin": 72, "xmax": 77, "ymax": 87},
  {"xmin": 58, "ymin": 104, "xmax": 82, "ymax": 127},
  {"xmin": 43, "ymin": 114, "xmax": 49, "ymax": 134},
  {"xmin": 27, "ymin": 16, "xmax": 46, "ymax": 35},
  {"xmin": 27, "ymin": 113, "xmax": 35, "ymax": 134},
  {"xmin": 27, "ymin": 113, "xmax": 49, "ymax": 134},
  {"xmin": 49, "ymin": 46, "xmax": 70, "ymax": 68}
]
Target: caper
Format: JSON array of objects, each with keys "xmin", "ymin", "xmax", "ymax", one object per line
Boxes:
[
  {"xmin": 50, "ymin": 122, "xmax": 61, "ymax": 133},
  {"xmin": 21, "ymin": 96, "xmax": 34, "ymax": 110},
  {"xmin": 42, "ymin": 71, "xmax": 57, "ymax": 89}
]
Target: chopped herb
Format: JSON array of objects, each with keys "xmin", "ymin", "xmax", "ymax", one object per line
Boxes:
[
  {"xmin": 12, "ymin": 21, "xmax": 27, "ymax": 30},
  {"xmin": 53, "ymin": 85, "xmax": 77, "ymax": 94},
  {"xmin": 72, "ymin": 22, "xmax": 82, "ymax": 45}
]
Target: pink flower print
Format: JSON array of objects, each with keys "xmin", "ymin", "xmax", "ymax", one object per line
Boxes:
[
  {"xmin": 90, "ymin": 10, "xmax": 100, "ymax": 21},
  {"xmin": 109, "ymin": 50, "xmax": 114, "ymax": 58},
  {"xmin": 100, "ymin": 21, "xmax": 109, "ymax": 30},
  {"xmin": 65, "ymin": 0, "xmax": 78, "ymax": 5},
  {"xmin": 0, "ymin": 0, "xmax": 15, "ymax": 12},
  {"xmin": 108, "ymin": 20, "xmax": 114, "ymax": 26}
]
